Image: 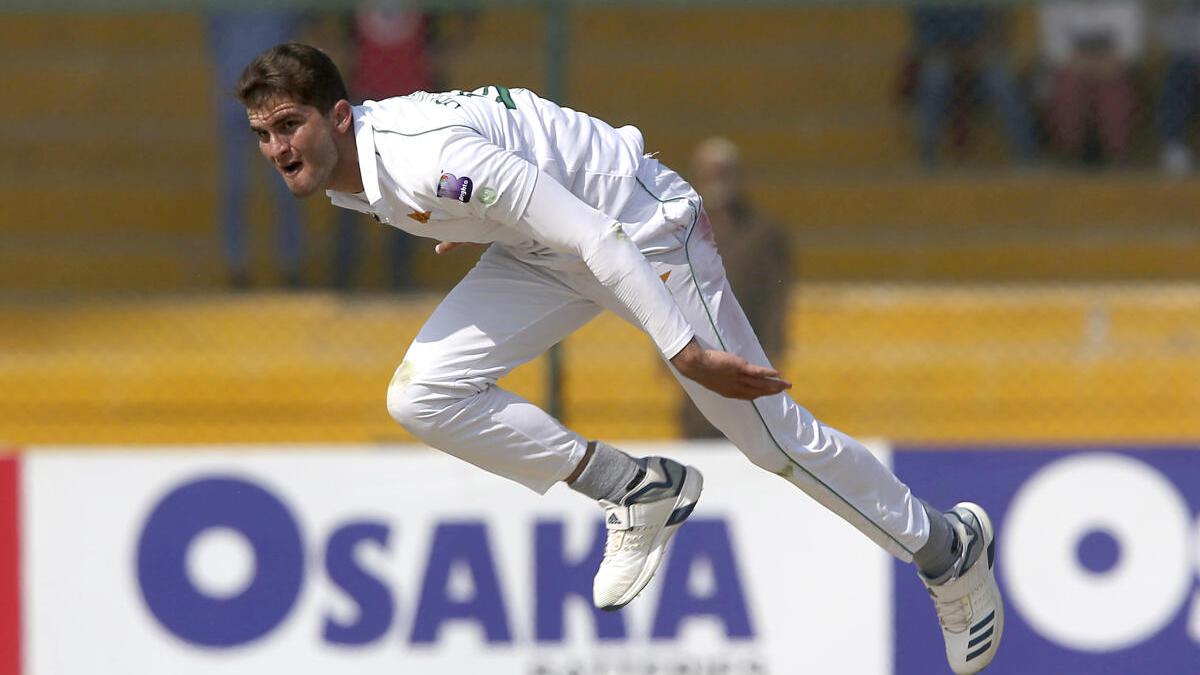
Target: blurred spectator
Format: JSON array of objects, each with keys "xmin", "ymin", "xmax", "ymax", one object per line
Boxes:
[
  {"xmin": 1038, "ymin": 1, "xmax": 1146, "ymax": 165},
  {"xmin": 907, "ymin": 6, "xmax": 1037, "ymax": 167},
  {"xmin": 680, "ymin": 138, "xmax": 790, "ymax": 439},
  {"xmin": 1156, "ymin": 1, "xmax": 1200, "ymax": 175},
  {"xmin": 333, "ymin": 2, "xmax": 475, "ymax": 291},
  {"xmin": 207, "ymin": 11, "xmax": 306, "ymax": 289}
]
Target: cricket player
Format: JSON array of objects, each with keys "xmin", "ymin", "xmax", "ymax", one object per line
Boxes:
[{"xmin": 237, "ymin": 43, "xmax": 1003, "ymax": 673}]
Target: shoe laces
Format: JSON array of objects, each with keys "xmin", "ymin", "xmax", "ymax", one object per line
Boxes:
[
  {"xmin": 932, "ymin": 591, "xmax": 973, "ymax": 633},
  {"xmin": 604, "ymin": 525, "xmax": 652, "ymax": 560}
]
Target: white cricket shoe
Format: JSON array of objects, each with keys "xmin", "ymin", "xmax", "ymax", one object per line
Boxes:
[
  {"xmin": 921, "ymin": 502, "xmax": 1004, "ymax": 674},
  {"xmin": 593, "ymin": 457, "xmax": 703, "ymax": 611}
]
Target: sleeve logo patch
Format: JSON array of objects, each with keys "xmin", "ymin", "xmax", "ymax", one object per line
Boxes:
[
  {"xmin": 437, "ymin": 173, "xmax": 473, "ymax": 203},
  {"xmin": 478, "ymin": 187, "xmax": 499, "ymax": 206}
]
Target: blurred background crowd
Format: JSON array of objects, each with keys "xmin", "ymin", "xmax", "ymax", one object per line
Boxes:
[
  {"xmin": 208, "ymin": 0, "xmax": 1200, "ymax": 291},
  {"xmin": 2, "ymin": 0, "xmax": 1199, "ymax": 447}
]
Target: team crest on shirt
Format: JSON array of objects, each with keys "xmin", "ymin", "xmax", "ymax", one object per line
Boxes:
[
  {"xmin": 478, "ymin": 186, "xmax": 499, "ymax": 206},
  {"xmin": 437, "ymin": 173, "xmax": 473, "ymax": 203}
]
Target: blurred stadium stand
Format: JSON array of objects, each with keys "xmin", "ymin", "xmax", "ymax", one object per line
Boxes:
[{"xmin": 2, "ymin": 2, "xmax": 1199, "ymax": 445}]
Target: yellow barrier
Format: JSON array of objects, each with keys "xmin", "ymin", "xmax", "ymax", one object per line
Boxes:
[{"xmin": 3, "ymin": 284, "xmax": 1199, "ymax": 447}]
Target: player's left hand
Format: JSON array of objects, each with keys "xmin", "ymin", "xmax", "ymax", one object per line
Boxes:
[
  {"xmin": 669, "ymin": 339, "xmax": 792, "ymax": 400},
  {"xmin": 435, "ymin": 241, "xmax": 479, "ymax": 255}
]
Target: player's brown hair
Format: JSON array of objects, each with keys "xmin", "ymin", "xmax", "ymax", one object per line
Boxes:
[{"xmin": 235, "ymin": 43, "xmax": 349, "ymax": 113}]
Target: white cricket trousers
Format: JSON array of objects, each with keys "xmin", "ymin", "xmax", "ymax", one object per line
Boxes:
[{"xmin": 386, "ymin": 167, "xmax": 930, "ymax": 562}]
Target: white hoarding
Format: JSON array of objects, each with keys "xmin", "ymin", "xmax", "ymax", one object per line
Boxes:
[{"xmin": 23, "ymin": 443, "xmax": 891, "ymax": 675}]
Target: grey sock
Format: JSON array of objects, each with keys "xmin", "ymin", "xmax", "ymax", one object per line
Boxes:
[
  {"xmin": 913, "ymin": 500, "xmax": 960, "ymax": 580},
  {"xmin": 568, "ymin": 441, "xmax": 640, "ymax": 503}
]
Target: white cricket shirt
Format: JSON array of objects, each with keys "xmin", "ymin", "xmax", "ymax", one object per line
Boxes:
[{"xmin": 327, "ymin": 86, "xmax": 696, "ymax": 358}]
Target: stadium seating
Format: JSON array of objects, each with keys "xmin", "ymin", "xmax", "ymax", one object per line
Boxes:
[
  {"xmin": 0, "ymin": 15, "xmax": 220, "ymax": 291},
  {"xmin": 4, "ymin": 8, "xmax": 1200, "ymax": 293},
  {"xmin": 4, "ymin": 8, "xmax": 1199, "ymax": 446}
]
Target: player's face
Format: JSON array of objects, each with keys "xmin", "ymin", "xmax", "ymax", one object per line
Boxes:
[{"xmin": 247, "ymin": 96, "xmax": 341, "ymax": 198}]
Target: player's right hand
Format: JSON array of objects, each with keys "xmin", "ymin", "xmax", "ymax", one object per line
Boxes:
[{"xmin": 669, "ymin": 339, "xmax": 791, "ymax": 400}]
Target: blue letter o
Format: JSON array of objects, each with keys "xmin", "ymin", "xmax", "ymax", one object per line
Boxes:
[{"xmin": 136, "ymin": 476, "xmax": 305, "ymax": 647}]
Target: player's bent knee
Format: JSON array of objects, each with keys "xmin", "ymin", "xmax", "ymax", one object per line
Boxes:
[
  {"xmin": 387, "ymin": 373, "xmax": 481, "ymax": 437},
  {"xmin": 386, "ymin": 379, "xmax": 445, "ymax": 438},
  {"xmin": 388, "ymin": 359, "xmax": 442, "ymax": 434}
]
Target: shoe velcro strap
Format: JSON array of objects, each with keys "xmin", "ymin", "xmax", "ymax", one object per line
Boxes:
[{"xmin": 604, "ymin": 505, "xmax": 630, "ymax": 530}]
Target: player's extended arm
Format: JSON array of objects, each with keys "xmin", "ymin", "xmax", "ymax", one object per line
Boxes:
[
  {"xmin": 669, "ymin": 338, "xmax": 791, "ymax": 400},
  {"xmin": 519, "ymin": 174, "xmax": 791, "ymax": 401}
]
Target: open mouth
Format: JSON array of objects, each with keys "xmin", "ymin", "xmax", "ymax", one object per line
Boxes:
[{"xmin": 282, "ymin": 161, "xmax": 303, "ymax": 178}]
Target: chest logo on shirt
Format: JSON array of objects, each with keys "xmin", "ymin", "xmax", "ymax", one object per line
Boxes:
[
  {"xmin": 437, "ymin": 173, "xmax": 473, "ymax": 203},
  {"xmin": 407, "ymin": 210, "xmax": 432, "ymax": 223}
]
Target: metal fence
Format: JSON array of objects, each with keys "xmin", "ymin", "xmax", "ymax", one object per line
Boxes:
[{"xmin": 2, "ymin": 1, "xmax": 1199, "ymax": 445}]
